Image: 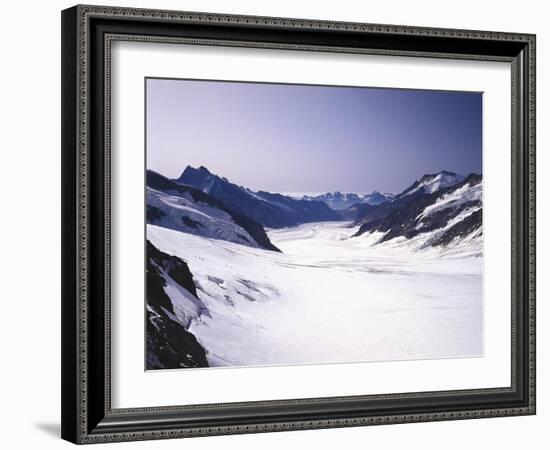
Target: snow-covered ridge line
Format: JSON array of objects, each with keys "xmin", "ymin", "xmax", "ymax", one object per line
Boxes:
[
  {"xmin": 147, "ymin": 170, "xmax": 280, "ymax": 252},
  {"xmin": 417, "ymin": 181, "xmax": 482, "ymax": 222},
  {"xmin": 399, "ymin": 170, "xmax": 466, "ymax": 198},
  {"xmin": 353, "ymin": 173, "xmax": 482, "ymax": 251}
]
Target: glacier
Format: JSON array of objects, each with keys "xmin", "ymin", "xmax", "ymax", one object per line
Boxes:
[{"xmin": 147, "ymin": 220, "xmax": 482, "ymax": 369}]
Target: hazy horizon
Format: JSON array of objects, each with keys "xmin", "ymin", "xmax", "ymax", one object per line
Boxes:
[{"xmin": 146, "ymin": 78, "xmax": 482, "ymax": 193}]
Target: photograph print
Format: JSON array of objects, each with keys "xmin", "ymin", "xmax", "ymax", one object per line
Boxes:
[{"xmin": 145, "ymin": 78, "xmax": 483, "ymax": 371}]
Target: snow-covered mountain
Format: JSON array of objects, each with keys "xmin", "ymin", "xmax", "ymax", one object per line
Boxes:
[
  {"xmin": 147, "ymin": 170, "xmax": 280, "ymax": 251},
  {"xmin": 354, "ymin": 173, "xmax": 482, "ymax": 251},
  {"xmin": 364, "ymin": 191, "xmax": 395, "ymax": 205},
  {"xmin": 302, "ymin": 191, "xmax": 394, "ymax": 211},
  {"xmin": 352, "ymin": 170, "xmax": 468, "ymax": 224},
  {"xmin": 175, "ymin": 166, "xmax": 341, "ymax": 228},
  {"xmin": 342, "ymin": 171, "xmax": 465, "ymax": 224},
  {"xmin": 398, "ymin": 170, "xmax": 465, "ymax": 198}
]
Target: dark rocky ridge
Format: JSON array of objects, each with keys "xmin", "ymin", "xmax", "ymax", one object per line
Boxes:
[
  {"xmin": 146, "ymin": 241, "xmax": 209, "ymax": 369},
  {"xmin": 354, "ymin": 173, "xmax": 482, "ymax": 245},
  {"xmin": 432, "ymin": 208, "xmax": 482, "ymax": 247},
  {"xmin": 176, "ymin": 166, "xmax": 342, "ymax": 228}
]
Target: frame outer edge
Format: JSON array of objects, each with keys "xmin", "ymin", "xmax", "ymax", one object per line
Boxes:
[
  {"xmin": 65, "ymin": 4, "xmax": 537, "ymax": 444},
  {"xmin": 527, "ymin": 34, "xmax": 536, "ymax": 414},
  {"xmin": 77, "ymin": 3, "xmax": 91, "ymax": 444},
  {"xmin": 76, "ymin": 3, "xmax": 534, "ymax": 41},
  {"xmin": 61, "ymin": 5, "xmax": 80, "ymax": 445}
]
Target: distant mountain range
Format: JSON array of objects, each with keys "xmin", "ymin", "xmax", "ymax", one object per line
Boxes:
[
  {"xmin": 301, "ymin": 191, "xmax": 395, "ymax": 211},
  {"xmin": 176, "ymin": 166, "xmax": 341, "ymax": 228}
]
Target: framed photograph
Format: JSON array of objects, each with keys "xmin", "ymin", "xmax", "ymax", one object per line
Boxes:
[{"xmin": 61, "ymin": 5, "xmax": 536, "ymax": 444}]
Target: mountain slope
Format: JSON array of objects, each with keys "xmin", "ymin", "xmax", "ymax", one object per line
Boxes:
[
  {"xmin": 146, "ymin": 240, "xmax": 209, "ymax": 369},
  {"xmin": 398, "ymin": 170, "xmax": 465, "ymax": 198},
  {"xmin": 352, "ymin": 170, "xmax": 468, "ymax": 224},
  {"xmin": 354, "ymin": 173, "xmax": 482, "ymax": 249},
  {"xmin": 147, "ymin": 170, "xmax": 280, "ymax": 251},
  {"xmin": 175, "ymin": 166, "xmax": 342, "ymax": 228}
]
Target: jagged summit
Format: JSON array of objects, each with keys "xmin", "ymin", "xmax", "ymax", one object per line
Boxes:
[
  {"xmin": 399, "ymin": 170, "xmax": 466, "ymax": 198},
  {"xmin": 176, "ymin": 165, "xmax": 215, "ymax": 187}
]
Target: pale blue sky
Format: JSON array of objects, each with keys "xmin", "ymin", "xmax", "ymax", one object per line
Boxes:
[{"xmin": 146, "ymin": 78, "xmax": 482, "ymax": 193}]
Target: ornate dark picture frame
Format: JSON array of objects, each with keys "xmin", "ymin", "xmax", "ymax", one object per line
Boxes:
[{"xmin": 61, "ymin": 4, "xmax": 536, "ymax": 444}]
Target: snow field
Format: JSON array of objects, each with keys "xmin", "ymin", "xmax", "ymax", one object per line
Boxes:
[{"xmin": 148, "ymin": 221, "xmax": 482, "ymax": 368}]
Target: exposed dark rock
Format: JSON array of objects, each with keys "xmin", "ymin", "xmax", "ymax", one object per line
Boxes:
[
  {"xmin": 181, "ymin": 215, "xmax": 203, "ymax": 229},
  {"xmin": 147, "ymin": 308, "xmax": 209, "ymax": 370},
  {"xmin": 146, "ymin": 240, "xmax": 209, "ymax": 370},
  {"xmin": 147, "ymin": 205, "xmax": 165, "ymax": 223},
  {"xmin": 432, "ymin": 209, "xmax": 482, "ymax": 247},
  {"xmin": 353, "ymin": 173, "xmax": 482, "ymax": 246}
]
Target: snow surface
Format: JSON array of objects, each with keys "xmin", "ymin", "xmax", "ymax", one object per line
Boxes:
[
  {"xmin": 148, "ymin": 221, "xmax": 482, "ymax": 368},
  {"xmin": 147, "ymin": 187, "xmax": 258, "ymax": 248}
]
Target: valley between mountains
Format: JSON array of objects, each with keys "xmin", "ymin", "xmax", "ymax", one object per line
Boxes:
[{"xmin": 146, "ymin": 166, "xmax": 483, "ymax": 370}]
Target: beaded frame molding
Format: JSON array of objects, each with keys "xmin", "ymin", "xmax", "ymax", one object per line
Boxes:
[{"xmin": 61, "ymin": 4, "xmax": 536, "ymax": 444}]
